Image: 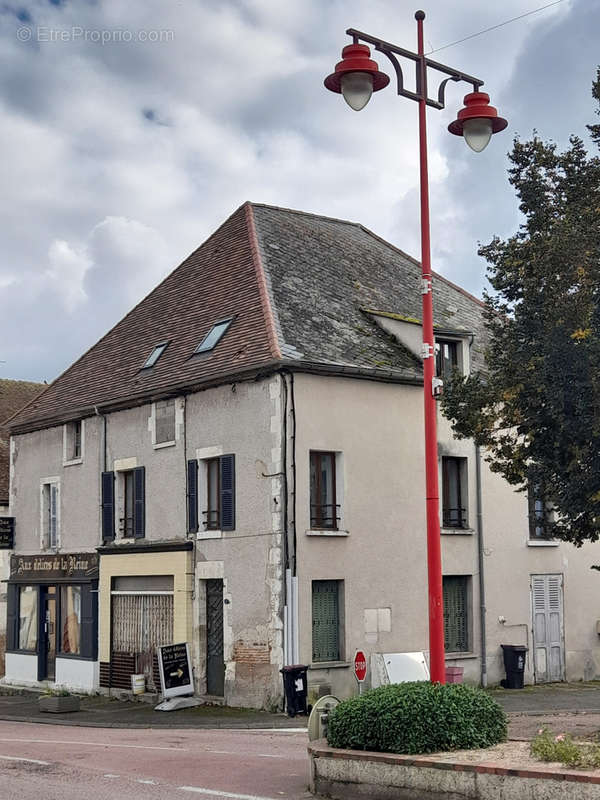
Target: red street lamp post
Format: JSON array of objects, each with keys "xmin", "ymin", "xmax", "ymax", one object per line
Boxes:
[{"xmin": 325, "ymin": 11, "xmax": 507, "ymax": 685}]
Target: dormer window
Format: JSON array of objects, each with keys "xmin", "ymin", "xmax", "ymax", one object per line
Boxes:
[
  {"xmin": 142, "ymin": 341, "xmax": 168, "ymax": 369},
  {"xmin": 194, "ymin": 318, "xmax": 232, "ymax": 354}
]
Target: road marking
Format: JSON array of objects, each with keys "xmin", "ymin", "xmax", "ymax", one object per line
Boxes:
[
  {"xmin": 103, "ymin": 774, "xmax": 120, "ymax": 778},
  {"xmin": 0, "ymin": 737, "xmax": 187, "ymax": 752},
  {"xmin": 179, "ymin": 788, "xmax": 280, "ymax": 800},
  {"xmin": 0, "ymin": 754, "xmax": 50, "ymax": 765},
  {"xmin": 205, "ymin": 750, "xmax": 286, "ymax": 760},
  {"xmin": 137, "ymin": 779, "xmax": 159, "ymax": 785},
  {"xmin": 256, "ymin": 754, "xmax": 286, "ymax": 759}
]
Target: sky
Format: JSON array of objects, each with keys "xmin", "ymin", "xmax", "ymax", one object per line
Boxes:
[{"xmin": 1, "ymin": 0, "xmax": 598, "ymax": 383}]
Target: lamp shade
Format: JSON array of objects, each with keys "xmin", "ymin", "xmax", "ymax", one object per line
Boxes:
[
  {"xmin": 448, "ymin": 92, "xmax": 507, "ymax": 150},
  {"xmin": 324, "ymin": 43, "xmax": 389, "ymax": 109}
]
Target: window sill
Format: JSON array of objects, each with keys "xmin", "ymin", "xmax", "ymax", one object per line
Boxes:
[
  {"xmin": 197, "ymin": 530, "xmax": 222, "ymax": 540},
  {"xmin": 63, "ymin": 458, "xmax": 83, "ymax": 467},
  {"xmin": 153, "ymin": 440, "xmax": 176, "ymax": 450},
  {"xmin": 306, "ymin": 529, "xmax": 349, "ymax": 537},
  {"xmin": 309, "ymin": 661, "xmax": 351, "ymax": 670},
  {"xmin": 445, "ymin": 651, "xmax": 478, "ymax": 661},
  {"xmin": 527, "ymin": 539, "xmax": 559, "ymax": 547},
  {"xmin": 441, "ymin": 528, "xmax": 474, "ymax": 535}
]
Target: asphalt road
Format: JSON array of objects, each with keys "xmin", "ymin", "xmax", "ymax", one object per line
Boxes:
[{"xmin": 0, "ymin": 721, "xmax": 312, "ymax": 800}]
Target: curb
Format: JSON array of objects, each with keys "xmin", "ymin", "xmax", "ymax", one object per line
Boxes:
[{"xmin": 0, "ymin": 713, "xmax": 308, "ymax": 730}]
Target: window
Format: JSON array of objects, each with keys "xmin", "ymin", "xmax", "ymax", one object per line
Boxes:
[
  {"xmin": 528, "ymin": 484, "xmax": 553, "ymax": 540},
  {"xmin": 104, "ymin": 466, "xmax": 145, "ymax": 541},
  {"xmin": 64, "ymin": 420, "xmax": 83, "ymax": 463},
  {"xmin": 312, "ymin": 580, "xmax": 343, "ymax": 662},
  {"xmin": 60, "ymin": 585, "xmax": 81, "ymax": 655},
  {"xmin": 194, "ymin": 318, "xmax": 233, "ymax": 354},
  {"xmin": 41, "ymin": 480, "xmax": 59, "ymax": 549},
  {"xmin": 435, "ymin": 339, "xmax": 459, "ymax": 380},
  {"xmin": 442, "ymin": 457, "xmax": 468, "ymax": 529},
  {"xmin": 122, "ymin": 471, "xmax": 135, "ymax": 537},
  {"xmin": 443, "ymin": 576, "xmax": 470, "ymax": 653},
  {"xmin": 142, "ymin": 341, "xmax": 168, "ymax": 369},
  {"xmin": 310, "ymin": 451, "xmax": 339, "ymax": 529},
  {"xmin": 201, "ymin": 454, "xmax": 235, "ymax": 531},
  {"xmin": 155, "ymin": 399, "xmax": 176, "ymax": 444},
  {"xmin": 18, "ymin": 586, "xmax": 37, "ymax": 651}
]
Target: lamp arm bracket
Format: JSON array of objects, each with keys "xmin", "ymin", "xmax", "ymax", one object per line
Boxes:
[{"xmin": 346, "ymin": 28, "xmax": 484, "ymax": 110}]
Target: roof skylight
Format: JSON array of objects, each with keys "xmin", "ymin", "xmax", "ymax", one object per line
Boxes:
[
  {"xmin": 194, "ymin": 318, "xmax": 233, "ymax": 354},
  {"xmin": 142, "ymin": 341, "xmax": 168, "ymax": 369}
]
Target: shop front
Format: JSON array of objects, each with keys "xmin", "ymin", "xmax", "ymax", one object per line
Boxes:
[{"xmin": 4, "ymin": 552, "xmax": 99, "ymax": 690}]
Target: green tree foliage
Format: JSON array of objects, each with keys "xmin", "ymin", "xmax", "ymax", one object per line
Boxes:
[{"xmin": 442, "ymin": 69, "xmax": 600, "ymax": 546}]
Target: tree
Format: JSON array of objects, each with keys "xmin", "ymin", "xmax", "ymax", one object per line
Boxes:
[{"xmin": 442, "ymin": 69, "xmax": 600, "ymax": 546}]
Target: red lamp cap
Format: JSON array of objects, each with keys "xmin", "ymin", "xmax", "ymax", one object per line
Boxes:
[
  {"xmin": 448, "ymin": 91, "xmax": 508, "ymax": 136},
  {"xmin": 324, "ymin": 43, "xmax": 390, "ymax": 94}
]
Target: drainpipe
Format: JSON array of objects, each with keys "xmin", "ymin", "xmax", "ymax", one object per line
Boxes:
[{"xmin": 475, "ymin": 444, "xmax": 488, "ymax": 687}]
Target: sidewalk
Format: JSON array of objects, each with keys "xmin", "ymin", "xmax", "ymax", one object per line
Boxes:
[{"xmin": 1, "ymin": 683, "xmax": 600, "ymax": 735}]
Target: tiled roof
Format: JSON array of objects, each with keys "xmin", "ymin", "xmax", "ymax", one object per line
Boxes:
[
  {"xmin": 0, "ymin": 379, "xmax": 45, "ymax": 502},
  {"xmin": 10, "ymin": 202, "xmax": 487, "ymax": 433}
]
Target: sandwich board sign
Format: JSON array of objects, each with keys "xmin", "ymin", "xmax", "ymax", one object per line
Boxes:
[{"xmin": 157, "ymin": 642, "xmax": 193, "ymax": 699}]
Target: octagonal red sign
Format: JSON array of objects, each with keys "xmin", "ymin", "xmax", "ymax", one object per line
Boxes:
[{"xmin": 354, "ymin": 650, "xmax": 367, "ymax": 683}]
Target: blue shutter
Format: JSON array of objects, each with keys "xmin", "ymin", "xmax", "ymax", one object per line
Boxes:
[
  {"xmin": 101, "ymin": 471, "xmax": 115, "ymax": 542},
  {"xmin": 187, "ymin": 459, "xmax": 199, "ymax": 533},
  {"xmin": 6, "ymin": 584, "xmax": 18, "ymax": 651},
  {"xmin": 133, "ymin": 466, "xmax": 145, "ymax": 539},
  {"xmin": 220, "ymin": 455, "xmax": 235, "ymax": 531}
]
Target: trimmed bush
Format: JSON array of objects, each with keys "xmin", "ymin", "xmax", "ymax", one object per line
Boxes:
[{"xmin": 327, "ymin": 682, "xmax": 507, "ymax": 754}]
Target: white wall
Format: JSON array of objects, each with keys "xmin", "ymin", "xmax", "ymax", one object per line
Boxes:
[
  {"xmin": 3, "ymin": 652, "xmax": 38, "ymax": 684},
  {"xmin": 55, "ymin": 658, "xmax": 99, "ymax": 692}
]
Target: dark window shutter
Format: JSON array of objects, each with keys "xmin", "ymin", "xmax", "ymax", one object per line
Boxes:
[
  {"xmin": 220, "ymin": 454, "xmax": 235, "ymax": 531},
  {"xmin": 79, "ymin": 583, "xmax": 98, "ymax": 660},
  {"xmin": 443, "ymin": 576, "xmax": 469, "ymax": 652},
  {"xmin": 187, "ymin": 459, "xmax": 199, "ymax": 533},
  {"xmin": 133, "ymin": 466, "xmax": 145, "ymax": 539},
  {"xmin": 312, "ymin": 580, "xmax": 340, "ymax": 662},
  {"xmin": 101, "ymin": 471, "xmax": 115, "ymax": 541},
  {"xmin": 6, "ymin": 584, "xmax": 18, "ymax": 651}
]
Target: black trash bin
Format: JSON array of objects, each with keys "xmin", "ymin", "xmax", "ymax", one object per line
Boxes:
[
  {"xmin": 501, "ymin": 644, "xmax": 528, "ymax": 689},
  {"xmin": 280, "ymin": 664, "xmax": 308, "ymax": 717}
]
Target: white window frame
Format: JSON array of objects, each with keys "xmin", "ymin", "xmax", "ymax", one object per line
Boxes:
[
  {"xmin": 40, "ymin": 476, "xmax": 60, "ymax": 550},
  {"xmin": 63, "ymin": 419, "xmax": 84, "ymax": 466},
  {"xmin": 434, "ymin": 334, "xmax": 470, "ymax": 379},
  {"xmin": 196, "ymin": 446, "xmax": 224, "ymax": 540}
]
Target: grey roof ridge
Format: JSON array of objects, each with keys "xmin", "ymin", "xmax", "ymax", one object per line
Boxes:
[
  {"xmin": 9, "ymin": 203, "xmax": 255, "ymax": 430},
  {"xmin": 249, "ymin": 201, "xmax": 486, "ymax": 310},
  {"xmin": 243, "ymin": 202, "xmax": 283, "ymax": 360}
]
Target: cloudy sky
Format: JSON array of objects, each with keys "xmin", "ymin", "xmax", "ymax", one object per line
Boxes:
[{"xmin": 1, "ymin": 0, "xmax": 598, "ymax": 383}]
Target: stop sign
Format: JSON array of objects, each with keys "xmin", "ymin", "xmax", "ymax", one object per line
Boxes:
[{"xmin": 354, "ymin": 650, "xmax": 367, "ymax": 683}]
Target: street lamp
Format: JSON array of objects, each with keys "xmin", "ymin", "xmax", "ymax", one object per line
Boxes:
[{"xmin": 325, "ymin": 11, "xmax": 507, "ymax": 685}]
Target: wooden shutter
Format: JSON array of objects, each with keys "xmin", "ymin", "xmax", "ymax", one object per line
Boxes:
[
  {"xmin": 187, "ymin": 459, "xmax": 199, "ymax": 533},
  {"xmin": 133, "ymin": 466, "xmax": 145, "ymax": 539},
  {"xmin": 220, "ymin": 455, "xmax": 235, "ymax": 531},
  {"xmin": 443, "ymin": 576, "xmax": 469, "ymax": 652},
  {"xmin": 101, "ymin": 471, "xmax": 115, "ymax": 541},
  {"xmin": 6, "ymin": 584, "xmax": 18, "ymax": 651},
  {"xmin": 50, "ymin": 484, "xmax": 58, "ymax": 547},
  {"xmin": 312, "ymin": 580, "xmax": 340, "ymax": 662},
  {"xmin": 79, "ymin": 583, "xmax": 98, "ymax": 660}
]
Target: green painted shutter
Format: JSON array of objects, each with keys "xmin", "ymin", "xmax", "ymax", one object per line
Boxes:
[
  {"xmin": 443, "ymin": 576, "xmax": 469, "ymax": 652},
  {"xmin": 312, "ymin": 580, "xmax": 340, "ymax": 662}
]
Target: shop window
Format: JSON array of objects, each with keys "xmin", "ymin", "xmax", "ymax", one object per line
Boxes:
[
  {"xmin": 442, "ymin": 457, "xmax": 468, "ymax": 529},
  {"xmin": 154, "ymin": 399, "xmax": 176, "ymax": 445},
  {"xmin": 310, "ymin": 451, "xmax": 340, "ymax": 529},
  {"xmin": 41, "ymin": 479, "xmax": 60, "ymax": 549},
  {"xmin": 443, "ymin": 575, "xmax": 470, "ymax": 653},
  {"xmin": 60, "ymin": 585, "xmax": 81, "ymax": 655},
  {"xmin": 312, "ymin": 580, "xmax": 343, "ymax": 662},
  {"xmin": 19, "ymin": 585, "xmax": 38, "ymax": 651}
]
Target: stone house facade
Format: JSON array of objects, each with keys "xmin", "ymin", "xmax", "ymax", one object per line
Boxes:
[{"xmin": 4, "ymin": 203, "xmax": 600, "ymax": 707}]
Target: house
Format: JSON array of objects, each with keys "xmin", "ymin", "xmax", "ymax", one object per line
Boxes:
[
  {"xmin": 0, "ymin": 378, "xmax": 45, "ymax": 675},
  {"xmin": 4, "ymin": 203, "xmax": 600, "ymax": 706}
]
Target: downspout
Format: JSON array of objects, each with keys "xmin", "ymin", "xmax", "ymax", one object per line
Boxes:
[
  {"xmin": 94, "ymin": 405, "xmax": 110, "ymax": 694},
  {"xmin": 476, "ymin": 445, "xmax": 487, "ymax": 687}
]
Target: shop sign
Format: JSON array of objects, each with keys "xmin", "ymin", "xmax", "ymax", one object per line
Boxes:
[
  {"xmin": 10, "ymin": 551, "xmax": 99, "ymax": 581},
  {"xmin": 0, "ymin": 518, "xmax": 15, "ymax": 549},
  {"xmin": 157, "ymin": 642, "xmax": 194, "ymax": 699}
]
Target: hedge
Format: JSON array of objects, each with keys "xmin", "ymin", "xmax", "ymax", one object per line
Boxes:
[{"xmin": 327, "ymin": 682, "xmax": 507, "ymax": 754}]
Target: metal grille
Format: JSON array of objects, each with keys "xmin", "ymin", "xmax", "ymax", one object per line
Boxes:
[
  {"xmin": 112, "ymin": 594, "xmax": 173, "ymax": 652},
  {"xmin": 443, "ymin": 576, "xmax": 469, "ymax": 652},
  {"xmin": 312, "ymin": 580, "xmax": 340, "ymax": 662}
]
